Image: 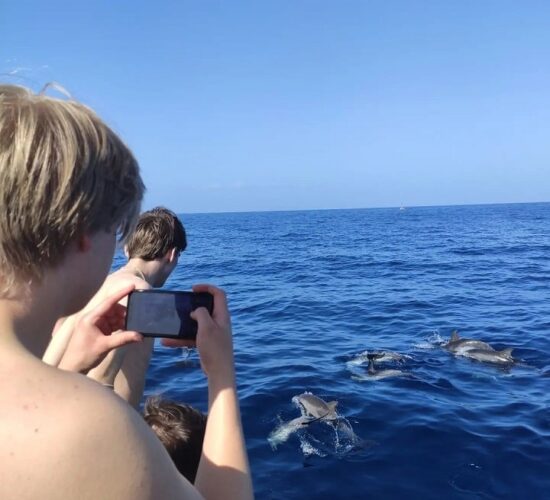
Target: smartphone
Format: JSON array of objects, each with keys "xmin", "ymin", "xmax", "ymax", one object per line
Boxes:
[{"xmin": 125, "ymin": 289, "xmax": 214, "ymax": 339}]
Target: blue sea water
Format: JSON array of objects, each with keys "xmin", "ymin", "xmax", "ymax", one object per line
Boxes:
[{"xmin": 120, "ymin": 203, "xmax": 550, "ymax": 499}]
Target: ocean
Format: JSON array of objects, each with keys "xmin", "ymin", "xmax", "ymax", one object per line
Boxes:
[{"xmin": 114, "ymin": 203, "xmax": 550, "ymax": 499}]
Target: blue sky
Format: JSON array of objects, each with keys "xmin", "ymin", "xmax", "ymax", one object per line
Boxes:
[{"xmin": 2, "ymin": 1, "xmax": 549, "ymax": 213}]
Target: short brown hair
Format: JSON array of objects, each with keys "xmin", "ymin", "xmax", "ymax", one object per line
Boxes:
[
  {"xmin": 125, "ymin": 207, "xmax": 186, "ymax": 260},
  {"xmin": 143, "ymin": 396, "xmax": 206, "ymax": 482},
  {"xmin": 0, "ymin": 84, "xmax": 144, "ymax": 295}
]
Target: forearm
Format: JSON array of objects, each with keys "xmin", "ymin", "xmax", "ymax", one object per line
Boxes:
[
  {"xmin": 86, "ymin": 348, "xmax": 127, "ymax": 386},
  {"xmin": 195, "ymin": 377, "xmax": 253, "ymax": 500},
  {"xmin": 114, "ymin": 337, "xmax": 154, "ymax": 408},
  {"xmin": 42, "ymin": 315, "xmax": 77, "ymax": 366}
]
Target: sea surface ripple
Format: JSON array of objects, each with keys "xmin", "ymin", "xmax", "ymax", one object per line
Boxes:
[{"xmin": 114, "ymin": 203, "xmax": 550, "ymax": 499}]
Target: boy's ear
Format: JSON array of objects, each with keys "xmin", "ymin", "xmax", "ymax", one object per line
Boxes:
[
  {"xmin": 123, "ymin": 245, "xmax": 129, "ymax": 259},
  {"xmin": 76, "ymin": 234, "xmax": 92, "ymax": 253}
]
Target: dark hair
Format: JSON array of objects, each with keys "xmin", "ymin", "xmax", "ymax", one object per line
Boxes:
[
  {"xmin": 125, "ymin": 207, "xmax": 186, "ymax": 260},
  {"xmin": 143, "ymin": 396, "xmax": 206, "ymax": 482}
]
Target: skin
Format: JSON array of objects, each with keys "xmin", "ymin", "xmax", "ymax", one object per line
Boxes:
[
  {"xmin": 44, "ymin": 248, "xmax": 181, "ymax": 407},
  {"xmin": 0, "ymin": 231, "xmax": 254, "ymax": 500}
]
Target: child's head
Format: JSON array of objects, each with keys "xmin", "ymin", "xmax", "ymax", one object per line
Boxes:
[
  {"xmin": 143, "ymin": 396, "xmax": 207, "ymax": 483},
  {"xmin": 125, "ymin": 207, "xmax": 187, "ymax": 260},
  {"xmin": 0, "ymin": 84, "xmax": 144, "ymax": 297}
]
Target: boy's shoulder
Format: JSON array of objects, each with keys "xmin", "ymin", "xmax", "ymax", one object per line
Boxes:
[
  {"xmin": 84, "ymin": 269, "xmax": 150, "ymax": 312},
  {"xmin": 105, "ymin": 269, "xmax": 151, "ymax": 294},
  {"xmin": 0, "ymin": 367, "xmax": 194, "ymax": 500}
]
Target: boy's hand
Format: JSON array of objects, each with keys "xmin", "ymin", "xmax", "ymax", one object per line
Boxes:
[
  {"xmin": 58, "ymin": 284, "xmax": 143, "ymax": 374},
  {"xmin": 161, "ymin": 285, "xmax": 236, "ymax": 382},
  {"xmin": 191, "ymin": 284, "xmax": 235, "ymax": 382}
]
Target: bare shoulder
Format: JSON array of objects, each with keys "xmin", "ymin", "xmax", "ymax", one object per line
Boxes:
[
  {"xmin": 105, "ymin": 270, "xmax": 151, "ymax": 296},
  {"xmin": 59, "ymin": 373, "xmax": 201, "ymax": 499},
  {"xmin": 85, "ymin": 270, "xmax": 150, "ymax": 310},
  {"xmin": 1, "ymin": 368, "xmax": 200, "ymax": 500}
]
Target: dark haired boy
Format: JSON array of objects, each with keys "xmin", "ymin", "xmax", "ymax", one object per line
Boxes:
[
  {"xmin": 45, "ymin": 206, "xmax": 187, "ymax": 407},
  {"xmin": 143, "ymin": 397, "xmax": 207, "ymax": 483}
]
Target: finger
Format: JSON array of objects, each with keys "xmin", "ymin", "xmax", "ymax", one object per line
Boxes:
[
  {"xmin": 87, "ymin": 284, "xmax": 135, "ymax": 322},
  {"xmin": 190, "ymin": 306, "xmax": 214, "ymax": 325},
  {"xmin": 192, "ymin": 284, "xmax": 227, "ymax": 309},
  {"xmin": 105, "ymin": 331, "xmax": 143, "ymax": 351},
  {"xmin": 192, "ymin": 284, "xmax": 229, "ymax": 321},
  {"xmin": 161, "ymin": 338, "xmax": 196, "ymax": 348},
  {"xmin": 52, "ymin": 317, "xmax": 67, "ymax": 337}
]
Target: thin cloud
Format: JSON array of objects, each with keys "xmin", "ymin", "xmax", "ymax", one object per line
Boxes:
[{"xmin": 7, "ymin": 67, "xmax": 32, "ymax": 75}]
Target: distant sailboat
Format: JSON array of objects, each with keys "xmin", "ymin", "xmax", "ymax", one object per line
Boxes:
[{"xmin": 399, "ymin": 206, "xmax": 406, "ymax": 211}]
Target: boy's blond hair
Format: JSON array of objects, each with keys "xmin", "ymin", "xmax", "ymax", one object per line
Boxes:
[{"xmin": 0, "ymin": 84, "xmax": 144, "ymax": 295}]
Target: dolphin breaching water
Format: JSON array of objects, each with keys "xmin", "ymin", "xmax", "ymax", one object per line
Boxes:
[
  {"xmin": 268, "ymin": 416, "xmax": 314, "ymax": 449},
  {"xmin": 292, "ymin": 393, "xmax": 339, "ymax": 421},
  {"xmin": 268, "ymin": 393, "xmax": 340, "ymax": 450},
  {"xmin": 268, "ymin": 392, "xmax": 365, "ymax": 454},
  {"xmin": 444, "ymin": 331, "xmax": 514, "ymax": 365}
]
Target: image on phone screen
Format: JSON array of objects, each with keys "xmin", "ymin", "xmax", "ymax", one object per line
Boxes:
[{"xmin": 126, "ymin": 290, "xmax": 212, "ymax": 339}]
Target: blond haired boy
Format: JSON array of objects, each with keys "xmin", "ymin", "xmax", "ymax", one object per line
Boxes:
[{"xmin": 0, "ymin": 85, "xmax": 253, "ymax": 500}]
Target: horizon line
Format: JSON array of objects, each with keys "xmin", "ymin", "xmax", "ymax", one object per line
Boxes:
[{"xmin": 166, "ymin": 200, "xmax": 550, "ymax": 217}]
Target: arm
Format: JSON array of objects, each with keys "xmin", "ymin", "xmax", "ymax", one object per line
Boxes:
[
  {"xmin": 86, "ymin": 276, "xmax": 153, "ymax": 406},
  {"xmin": 86, "ymin": 330, "xmax": 154, "ymax": 406},
  {"xmin": 85, "ymin": 340, "xmax": 131, "ymax": 387},
  {"xmin": 56, "ymin": 285, "xmax": 251, "ymax": 500},
  {"xmin": 43, "ymin": 280, "xmax": 115, "ymax": 366},
  {"xmin": 191, "ymin": 285, "xmax": 254, "ymax": 500},
  {"xmin": 57, "ymin": 285, "xmax": 143, "ymax": 374},
  {"xmin": 42, "ymin": 315, "xmax": 78, "ymax": 366},
  {"xmin": 110, "ymin": 279, "xmax": 154, "ymax": 407},
  {"xmin": 111, "ymin": 336, "xmax": 155, "ymax": 407}
]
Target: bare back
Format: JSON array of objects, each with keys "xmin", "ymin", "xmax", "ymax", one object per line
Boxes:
[{"xmin": 0, "ymin": 354, "xmax": 200, "ymax": 500}]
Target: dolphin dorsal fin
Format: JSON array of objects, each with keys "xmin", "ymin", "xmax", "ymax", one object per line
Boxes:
[
  {"xmin": 327, "ymin": 401, "xmax": 338, "ymax": 411},
  {"xmin": 451, "ymin": 331, "xmax": 460, "ymax": 341},
  {"xmin": 499, "ymin": 348, "xmax": 513, "ymax": 357}
]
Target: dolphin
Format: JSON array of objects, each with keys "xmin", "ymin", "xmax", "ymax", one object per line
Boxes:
[
  {"xmin": 351, "ymin": 354, "xmax": 406, "ymax": 381},
  {"xmin": 292, "ymin": 393, "xmax": 339, "ymax": 421},
  {"xmin": 367, "ymin": 354, "xmax": 405, "ymax": 378},
  {"xmin": 459, "ymin": 347, "xmax": 514, "ymax": 365},
  {"xmin": 445, "ymin": 331, "xmax": 514, "ymax": 365},
  {"xmin": 444, "ymin": 331, "xmax": 495, "ymax": 353},
  {"xmin": 347, "ymin": 350, "xmax": 411, "ymax": 367},
  {"xmin": 268, "ymin": 416, "xmax": 313, "ymax": 449}
]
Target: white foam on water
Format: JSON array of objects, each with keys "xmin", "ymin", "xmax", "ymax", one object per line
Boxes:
[
  {"xmin": 351, "ymin": 369, "xmax": 406, "ymax": 381},
  {"xmin": 414, "ymin": 332, "xmax": 445, "ymax": 349},
  {"xmin": 299, "ymin": 436, "xmax": 326, "ymax": 457},
  {"xmin": 267, "ymin": 416, "xmax": 310, "ymax": 450}
]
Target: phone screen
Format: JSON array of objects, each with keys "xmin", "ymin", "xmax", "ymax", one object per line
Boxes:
[{"xmin": 125, "ymin": 290, "xmax": 213, "ymax": 339}]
